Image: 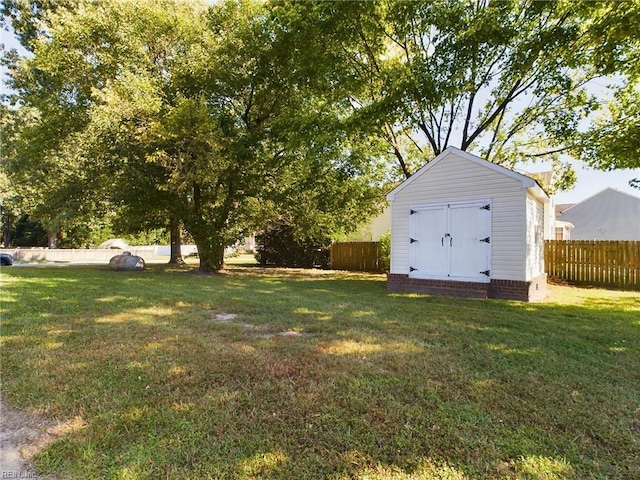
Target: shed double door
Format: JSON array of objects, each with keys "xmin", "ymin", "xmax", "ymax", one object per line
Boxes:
[{"xmin": 409, "ymin": 201, "xmax": 491, "ymax": 281}]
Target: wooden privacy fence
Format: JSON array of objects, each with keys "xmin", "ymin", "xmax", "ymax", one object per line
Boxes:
[
  {"xmin": 330, "ymin": 242, "xmax": 383, "ymax": 273},
  {"xmin": 545, "ymin": 240, "xmax": 640, "ymax": 289}
]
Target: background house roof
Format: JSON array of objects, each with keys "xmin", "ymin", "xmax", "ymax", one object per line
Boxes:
[
  {"xmin": 557, "ymin": 188, "xmax": 640, "ymax": 240},
  {"xmin": 555, "ymin": 203, "xmax": 576, "ymax": 216}
]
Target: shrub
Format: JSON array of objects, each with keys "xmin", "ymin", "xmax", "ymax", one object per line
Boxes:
[
  {"xmin": 11, "ymin": 214, "xmax": 47, "ymax": 247},
  {"xmin": 255, "ymin": 221, "xmax": 330, "ymax": 269},
  {"xmin": 378, "ymin": 230, "xmax": 391, "ymax": 273}
]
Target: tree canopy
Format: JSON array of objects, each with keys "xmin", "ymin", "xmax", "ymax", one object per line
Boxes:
[
  {"xmin": 272, "ymin": 0, "xmax": 639, "ymax": 189},
  {"xmin": 2, "ymin": 0, "xmax": 385, "ymax": 269}
]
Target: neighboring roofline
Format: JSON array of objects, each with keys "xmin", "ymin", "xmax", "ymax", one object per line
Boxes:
[
  {"xmin": 560, "ymin": 187, "xmax": 640, "ymax": 214},
  {"xmin": 386, "ymin": 146, "xmax": 549, "ymax": 203},
  {"xmin": 555, "ymin": 203, "xmax": 576, "ymax": 215},
  {"xmin": 555, "ymin": 220, "xmax": 575, "ymax": 229}
]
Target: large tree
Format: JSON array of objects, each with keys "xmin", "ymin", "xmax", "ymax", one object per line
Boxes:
[
  {"xmin": 172, "ymin": 0, "xmax": 383, "ymax": 270},
  {"xmin": 2, "ymin": 0, "xmax": 122, "ymax": 248},
  {"xmin": 273, "ymin": 0, "xmax": 639, "ymax": 190},
  {"xmin": 568, "ymin": 1, "xmax": 640, "ymax": 185},
  {"xmin": 5, "ymin": 0, "xmax": 227, "ymax": 268},
  {"xmin": 0, "ymin": 101, "xmax": 101, "ymax": 248},
  {"xmin": 4, "ymin": 0, "xmax": 384, "ymax": 270}
]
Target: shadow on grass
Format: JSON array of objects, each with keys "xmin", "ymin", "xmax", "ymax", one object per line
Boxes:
[{"xmin": 1, "ymin": 265, "xmax": 638, "ymax": 479}]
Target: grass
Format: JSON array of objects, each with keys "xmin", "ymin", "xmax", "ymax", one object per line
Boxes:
[{"xmin": 0, "ymin": 261, "xmax": 638, "ymax": 479}]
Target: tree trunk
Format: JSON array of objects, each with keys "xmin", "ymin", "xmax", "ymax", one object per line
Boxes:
[
  {"xmin": 2, "ymin": 213, "xmax": 13, "ymax": 247},
  {"xmin": 196, "ymin": 242, "xmax": 225, "ymax": 273},
  {"xmin": 168, "ymin": 218, "xmax": 184, "ymax": 265},
  {"xmin": 189, "ymin": 180, "xmax": 228, "ymax": 273},
  {"xmin": 47, "ymin": 230, "xmax": 57, "ymax": 248}
]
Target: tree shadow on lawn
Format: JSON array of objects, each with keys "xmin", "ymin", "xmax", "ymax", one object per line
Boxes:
[{"xmin": 1, "ymin": 265, "xmax": 638, "ymax": 479}]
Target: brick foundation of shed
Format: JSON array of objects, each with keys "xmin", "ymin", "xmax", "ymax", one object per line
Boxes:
[{"xmin": 387, "ymin": 273, "xmax": 547, "ymax": 302}]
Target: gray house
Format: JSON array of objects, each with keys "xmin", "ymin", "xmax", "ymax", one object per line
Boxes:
[{"xmin": 557, "ymin": 188, "xmax": 640, "ymax": 240}]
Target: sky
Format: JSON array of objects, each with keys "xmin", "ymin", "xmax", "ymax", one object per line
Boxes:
[
  {"xmin": 518, "ymin": 160, "xmax": 639, "ymax": 204},
  {"xmin": 2, "ymin": 23, "xmax": 638, "ymax": 206},
  {"xmin": 551, "ymin": 165, "xmax": 638, "ymax": 204}
]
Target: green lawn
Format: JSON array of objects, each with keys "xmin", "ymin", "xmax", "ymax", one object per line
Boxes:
[{"xmin": 1, "ymin": 263, "xmax": 638, "ymax": 479}]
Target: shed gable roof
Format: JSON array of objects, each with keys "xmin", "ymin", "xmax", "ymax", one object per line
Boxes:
[{"xmin": 386, "ymin": 146, "xmax": 548, "ymax": 203}]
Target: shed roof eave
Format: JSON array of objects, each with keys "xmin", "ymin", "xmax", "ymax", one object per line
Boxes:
[{"xmin": 527, "ymin": 184, "xmax": 550, "ymax": 204}]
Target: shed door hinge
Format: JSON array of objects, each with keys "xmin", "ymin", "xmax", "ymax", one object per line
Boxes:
[
  {"xmin": 480, "ymin": 236, "xmax": 490, "ymax": 243},
  {"xmin": 410, "ymin": 266, "xmax": 417, "ymax": 272},
  {"xmin": 480, "ymin": 270, "xmax": 490, "ymax": 276},
  {"xmin": 480, "ymin": 204, "xmax": 490, "ymax": 211},
  {"xmin": 410, "ymin": 209, "xmax": 417, "ymax": 215},
  {"xmin": 410, "ymin": 238, "xmax": 417, "ymax": 244}
]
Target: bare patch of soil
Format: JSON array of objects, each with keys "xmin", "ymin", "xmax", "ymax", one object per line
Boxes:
[
  {"xmin": 207, "ymin": 311, "xmax": 309, "ymax": 339},
  {"xmin": 0, "ymin": 397, "xmax": 59, "ymax": 479}
]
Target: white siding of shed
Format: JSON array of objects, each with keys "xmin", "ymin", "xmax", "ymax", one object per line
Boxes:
[
  {"xmin": 526, "ymin": 194, "xmax": 545, "ymax": 280},
  {"xmin": 390, "ymin": 151, "xmax": 528, "ymax": 281}
]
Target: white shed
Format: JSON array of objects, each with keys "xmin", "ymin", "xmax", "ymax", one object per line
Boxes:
[{"xmin": 386, "ymin": 147, "xmax": 549, "ymax": 301}]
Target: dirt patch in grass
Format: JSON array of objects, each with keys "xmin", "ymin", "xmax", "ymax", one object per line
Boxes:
[
  {"xmin": 0, "ymin": 397, "xmax": 58, "ymax": 479},
  {"xmin": 207, "ymin": 310, "xmax": 309, "ymax": 338}
]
